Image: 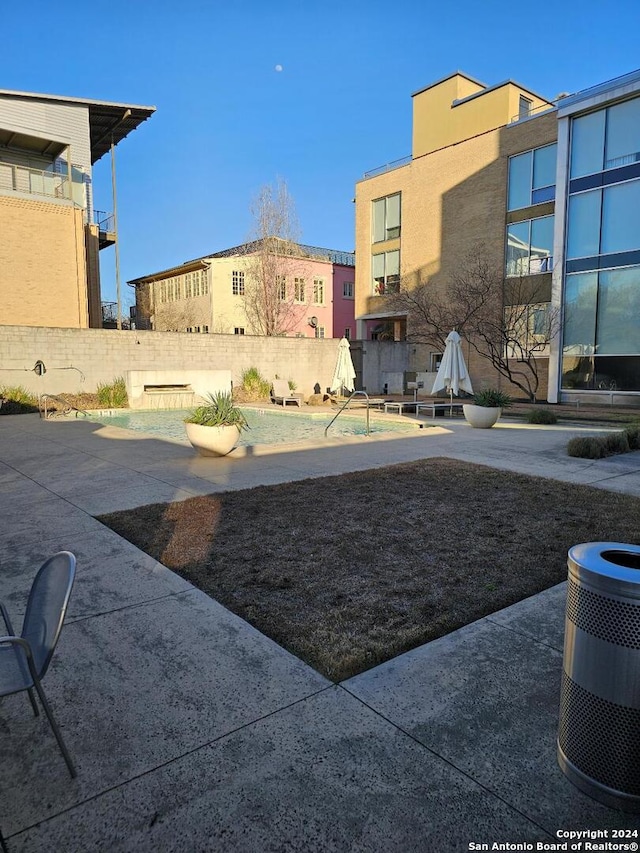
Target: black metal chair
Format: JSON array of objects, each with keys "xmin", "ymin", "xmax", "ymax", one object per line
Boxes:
[{"xmin": 0, "ymin": 551, "xmax": 77, "ymax": 777}]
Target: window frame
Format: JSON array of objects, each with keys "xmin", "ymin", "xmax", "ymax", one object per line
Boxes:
[
  {"xmin": 372, "ymin": 249, "xmax": 400, "ymax": 295},
  {"xmin": 505, "ymin": 215, "xmax": 554, "ymax": 277},
  {"xmin": 294, "ymin": 277, "xmax": 306, "ymax": 303},
  {"xmin": 372, "ymin": 192, "xmax": 401, "ymax": 243},
  {"xmin": 507, "ymin": 144, "xmax": 557, "ymax": 211},
  {"xmin": 232, "ymin": 270, "xmax": 245, "ymax": 296},
  {"xmin": 312, "ymin": 278, "xmax": 325, "ymax": 305}
]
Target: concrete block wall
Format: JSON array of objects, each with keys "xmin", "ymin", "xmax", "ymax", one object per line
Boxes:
[{"xmin": 0, "ymin": 326, "xmax": 342, "ymax": 399}]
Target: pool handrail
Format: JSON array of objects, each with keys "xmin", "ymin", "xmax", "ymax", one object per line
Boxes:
[{"xmin": 324, "ymin": 391, "xmax": 371, "ymax": 437}]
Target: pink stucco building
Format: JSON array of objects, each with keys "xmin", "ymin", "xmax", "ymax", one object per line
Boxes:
[{"xmin": 130, "ymin": 240, "xmax": 355, "ymax": 340}]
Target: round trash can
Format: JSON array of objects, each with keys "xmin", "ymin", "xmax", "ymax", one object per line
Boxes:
[{"xmin": 558, "ymin": 542, "xmax": 640, "ymax": 812}]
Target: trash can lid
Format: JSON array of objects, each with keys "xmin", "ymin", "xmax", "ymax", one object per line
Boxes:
[{"xmin": 568, "ymin": 542, "xmax": 640, "ymax": 590}]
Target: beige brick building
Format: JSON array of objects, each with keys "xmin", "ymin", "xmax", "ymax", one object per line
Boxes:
[
  {"xmin": 0, "ymin": 89, "xmax": 154, "ymax": 329},
  {"xmin": 355, "ymin": 72, "xmax": 557, "ymax": 397}
]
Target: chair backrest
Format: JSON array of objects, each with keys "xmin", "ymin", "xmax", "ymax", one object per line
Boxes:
[
  {"xmin": 21, "ymin": 551, "xmax": 76, "ymax": 679},
  {"xmin": 272, "ymin": 379, "xmax": 290, "ymax": 398}
]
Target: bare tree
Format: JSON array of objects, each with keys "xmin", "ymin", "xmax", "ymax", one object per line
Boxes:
[
  {"xmin": 393, "ymin": 252, "xmax": 561, "ymax": 402},
  {"xmin": 243, "ymin": 179, "xmax": 306, "ymax": 336}
]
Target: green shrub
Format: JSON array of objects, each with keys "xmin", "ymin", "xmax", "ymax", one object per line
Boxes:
[
  {"xmin": 473, "ymin": 388, "xmax": 512, "ymax": 408},
  {"xmin": 525, "ymin": 408, "xmax": 558, "ymax": 425},
  {"xmin": 185, "ymin": 392, "xmax": 248, "ymax": 431},
  {"xmin": 624, "ymin": 425, "xmax": 640, "ymax": 450},
  {"xmin": 604, "ymin": 431, "xmax": 630, "ymax": 454},
  {"xmin": 567, "ymin": 436, "xmax": 608, "ymax": 459},
  {"xmin": 96, "ymin": 377, "xmax": 128, "ymax": 408},
  {"xmin": 239, "ymin": 367, "xmax": 271, "ymax": 401},
  {"xmin": 0, "ymin": 385, "xmax": 39, "ymax": 415}
]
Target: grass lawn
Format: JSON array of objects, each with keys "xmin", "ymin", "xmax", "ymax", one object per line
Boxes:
[{"xmin": 98, "ymin": 457, "xmax": 640, "ymax": 682}]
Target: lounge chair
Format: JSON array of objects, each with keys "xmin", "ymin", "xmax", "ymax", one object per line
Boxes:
[{"xmin": 271, "ymin": 379, "xmax": 302, "ymax": 407}]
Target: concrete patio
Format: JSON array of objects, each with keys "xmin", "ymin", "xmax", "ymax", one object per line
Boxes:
[{"xmin": 1, "ymin": 412, "xmax": 640, "ymax": 851}]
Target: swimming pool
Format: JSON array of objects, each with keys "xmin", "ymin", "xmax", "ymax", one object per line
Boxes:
[{"xmin": 89, "ymin": 407, "xmax": 417, "ymax": 447}]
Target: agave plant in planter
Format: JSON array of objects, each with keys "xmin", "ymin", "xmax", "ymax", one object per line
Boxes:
[
  {"xmin": 463, "ymin": 389, "xmax": 512, "ymax": 429},
  {"xmin": 184, "ymin": 392, "xmax": 249, "ymax": 456}
]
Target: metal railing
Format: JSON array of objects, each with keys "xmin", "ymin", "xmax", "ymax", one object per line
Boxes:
[
  {"xmin": 509, "ymin": 103, "xmax": 556, "ymax": 124},
  {"xmin": 93, "ymin": 210, "xmax": 115, "ymax": 231},
  {"xmin": 363, "ymin": 155, "xmax": 412, "ymax": 180},
  {"xmin": 39, "ymin": 395, "xmax": 89, "ymax": 420},
  {"xmin": 324, "ymin": 391, "xmax": 373, "ymax": 437}
]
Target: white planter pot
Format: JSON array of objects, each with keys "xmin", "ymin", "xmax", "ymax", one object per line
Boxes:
[
  {"xmin": 185, "ymin": 422, "xmax": 241, "ymax": 456},
  {"xmin": 462, "ymin": 404, "xmax": 501, "ymax": 429}
]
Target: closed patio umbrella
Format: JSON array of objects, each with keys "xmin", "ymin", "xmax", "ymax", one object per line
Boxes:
[
  {"xmin": 431, "ymin": 330, "xmax": 473, "ymax": 404},
  {"xmin": 330, "ymin": 337, "xmax": 356, "ymax": 396}
]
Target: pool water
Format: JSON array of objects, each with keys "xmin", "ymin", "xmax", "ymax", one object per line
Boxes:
[{"xmin": 90, "ymin": 407, "xmax": 416, "ymax": 447}]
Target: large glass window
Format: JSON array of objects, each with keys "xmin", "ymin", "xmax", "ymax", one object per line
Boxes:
[
  {"xmin": 601, "ymin": 180, "xmax": 640, "ymax": 254},
  {"xmin": 561, "ymin": 266, "xmax": 640, "ymax": 391},
  {"xmin": 567, "ymin": 190, "xmax": 601, "ymax": 258},
  {"xmin": 372, "ymin": 193, "xmax": 401, "ymax": 242},
  {"xmin": 597, "ymin": 267, "xmax": 640, "ymax": 354},
  {"xmin": 570, "ymin": 97, "xmax": 640, "ymax": 178},
  {"xmin": 372, "ymin": 250, "xmax": 400, "ymax": 294},
  {"xmin": 507, "ymin": 144, "xmax": 557, "ymax": 210},
  {"xmin": 566, "ymin": 181, "xmax": 640, "ymax": 258},
  {"xmin": 570, "ymin": 110, "xmax": 606, "ymax": 178},
  {"xmin": 563, "ymin": 272, "xmax": 597, "ymax": 356},
  {"xmin": 605, "ymin": 98, "xmax": 640, "ymax": 169},
  {"xmin": 506, "ymin": 215, "xmax": 553, "ymax": 276}
]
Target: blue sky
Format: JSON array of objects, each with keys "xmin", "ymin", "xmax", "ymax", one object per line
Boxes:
[{"xmin": 2, "ymin": 0, "xmax": 640, "ymax": 308}]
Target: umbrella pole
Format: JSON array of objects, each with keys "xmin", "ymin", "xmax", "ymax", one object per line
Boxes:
[{"xmin": 449, "ymin": 387, "xmax": 453, "ymax": 417}]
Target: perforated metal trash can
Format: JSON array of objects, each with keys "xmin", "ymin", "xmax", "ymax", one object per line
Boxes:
[{"xmin": 558, "ymin": 542, "xmax": 640, "ymax": 812}]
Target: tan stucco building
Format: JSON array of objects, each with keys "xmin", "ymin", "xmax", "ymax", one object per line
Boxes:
[{"xmin": 0, "ymin": 89, "xmax": 154, "ymax": 329}]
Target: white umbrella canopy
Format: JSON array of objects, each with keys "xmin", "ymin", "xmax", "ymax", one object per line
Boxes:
[
  {"xmin": 431, "ymin": 330, "xmax": 473, "ymax": 397},
  {"xmin": 330, "ymin": 337, "xmax": 356, "ymax": 395}
]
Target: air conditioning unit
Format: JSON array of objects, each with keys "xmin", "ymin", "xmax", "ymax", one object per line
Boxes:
[{"xmin": 308, "ymin": 316, "xmax": 318, "ymax": 328}]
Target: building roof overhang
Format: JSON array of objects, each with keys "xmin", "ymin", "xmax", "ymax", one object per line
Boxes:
[{"xmin": 0, "ymin": 88, "xmax": 156, "ymax": 163}]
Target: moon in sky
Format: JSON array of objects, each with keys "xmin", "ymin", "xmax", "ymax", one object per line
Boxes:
[{"xmin": 275, "ymin": 65, "xmax": 283, "ymax": 72}]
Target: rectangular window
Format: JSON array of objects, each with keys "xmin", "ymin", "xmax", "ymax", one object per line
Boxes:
[
  {"xmin": 601, "ymin": 180, "xmax": 640, "ymax": 255},
  {"xmin": 567, "ymin": 180, "xmax": 640, "ymax": 260},
  {"xmin": 313, "ymin": 278, "xmax": 325, "ymax": 305},
  {"xmin": 344, "ymin": 328, "xmax": 351, "ymax": 340},
  {"xmin": 605, "ymin": 98, "xmax": 640, "ymax": 170},
  {"xmin": 201, "ymin": 269, "xmax": 209, "ymax": 295},
  {"xmin": 567, "ymin": 190, "xmax": 602, "ymax": 259},
  {"xmin": 160, "ymin": 281, "xmax": 167, "ymax": 302},
  {"xmin": 315, "ymin": 326, "xmax": 325, "ymax": 339},
  {"xmin": 343, "ymin": 281, "xmax": 354, "ymax": 298},
  {"xmin": 232, "ymin": 270, "xmax": 245, "ymax": 295},
  {"xmin": 570, "ymin": 98, "xmax": 640, "ymax": 179},
  {"xmin": 518, "ymin": 95, "xmax": 532, "ymax": 120},
  {"xmin": 372, "ymin": 193, "xmax": 401, "ymax": 242},
  {"xmin": 294, "ymin": 277, "xmax": 305, "ymax": 302},
  {"xmin": 203, "ymin": 325, "xmax": 209, "ymax": 333},
  {"xmin": 185, "ymin": 275, "xmax": 192, "ymax": 299},
  {"xmin": 508, "ymin": 144, "xmax": 557, "ymax": 210},
  {"xmin": 234, "ymin": 327, "xmax": 245, "ymax": 335},
  {"xmin": 193, "ymin": 272, "xmax": 201, "ymax": 298},
  {"xmin": 597, "ymin": 267, "xmax": 640, "ymax": 354},
  {"xmin": 372, "ymin": 249, "xmax": 400, "ymax": 294},
  {"xmin": 277, "ymin": 275, "xmax": 286, "ymax": 300},
  {"xmin": 506, "ymin": 216, "xmax": 553, "ymax": 276}
]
